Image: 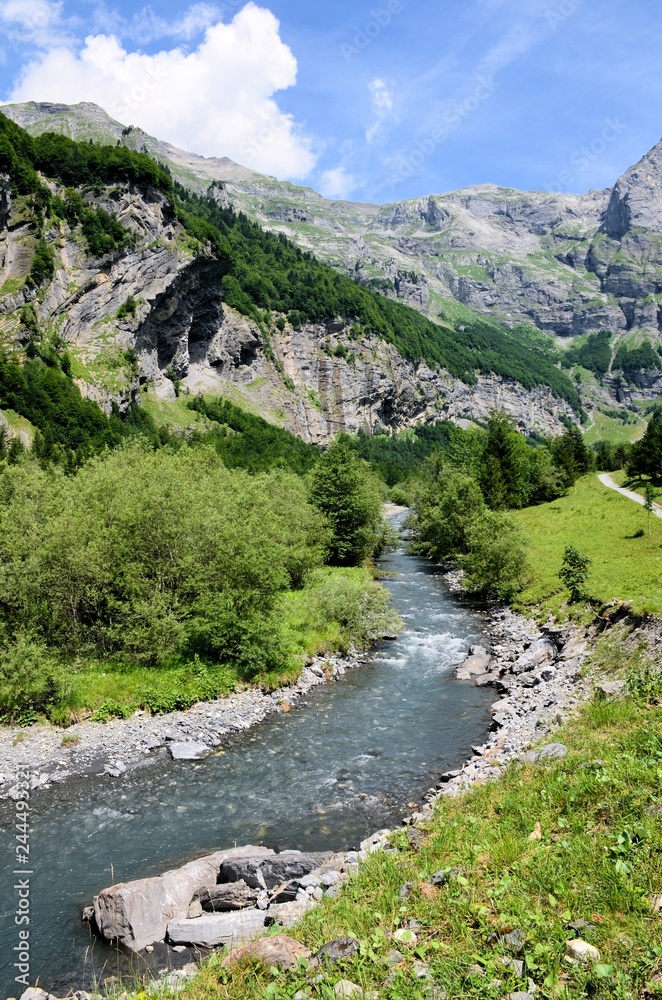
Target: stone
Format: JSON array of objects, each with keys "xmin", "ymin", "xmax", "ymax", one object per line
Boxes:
[
  {"xmin": 93, "ymin": 844, "xmax": 273, "ymax": 951},
  {"xmin": 167, "ymin": 909, "xmax": 268, "ymax": 948},
  {"xmin": 500, "ymin": 957, "xmax": 525, "ymax": 977},
  {"xmin": 187, "ymin": 901, "xmax": 203, "ymax": 918},
  {"xmin": 567, "ymin": 918, "xmax": 596, "ymax": 933},
  {"xmin": 195, "ymin": 881, "xmax": 259, "ymax": 911},
  {"xmin": 412, "ymin": 961, "xmax": 432, "ymax": 980},
  {"xmin": 407, "ymin": 826, "xmax": 425, "ymax": 849},
  {"xmin": 219, "ymin": 852, "xmax": 331, "ymax": 889},
  {"xmin": 320, "ymin": 870, "xmax": 343, "ymax": 887},
  {"xmin": 81, "ymin": 905, "xmax": 95, "ymax": 923},
  {"xmin": 20, "ymin": 991, "xmax": 56, "ymax": 1000},
  {"xmin": 314, "ymin": 937, "xmax": 361, "ymax": 965},
  {"xmin": 596, "ymin": 680, "xmax": 626, "ymax": 700},
  {"xmin": 399, "ymin": 882, "xmax": 414, "ymax": 898},
  {"xmin": 503, "ymin": 929, "xmax": 525, "ymax": 953},
  {"xmin": 649, "ymin": 894, "xmax": 662, "ymax": 912},
  {"xmin": 455, "ymin": 653, "xmax": 492, "ymax": 679},
  {"xmin": 535, "ymin": 743, "xmax": 568, "ymax": 761},
  {"xmin": 267, "ymin": 900, "xmax": 317, "ymax": 927},
  {"xmin": 565, "ymin": 939, "xmax": 600, "ymax": 963},
  {"xmin": 527, "ymin": 822, "xmax": 542, "ymax": 841},
  {"xmin": 490, "ymin": 698, "xmax": 513, "ymax": 715},
  {"xmin": 334, "ymin": 981, "xmax": 362, "ymax": 998},
  {"xmin": 475, "ymin": 672, "xmax": 499, "ymax": 687},
  {"xmin": 222, "ymin": 934, "xmax": 311, "ymax": 970},
  {"xmin": 386, "ymin": 949, "xmax": 404, "ymax": 966},
  {"xmin": 509, "ymin": 994, "xmax": 535, "ymax": 1000},
  {"xmin": 167, "ymin": 742, "xmax": 210, "ymax": 761},
  {"xmin": 392, "ymin": 928, "xmax": 417, "ymax": 947},
  {"xmin": 512, "ymin": 638, "xmax": 557, "ymax": 674}
]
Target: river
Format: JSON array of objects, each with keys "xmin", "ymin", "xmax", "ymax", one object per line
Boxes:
[{"xmin": 0, "ymin": 532, "xmax": 495, "ymax": 997}]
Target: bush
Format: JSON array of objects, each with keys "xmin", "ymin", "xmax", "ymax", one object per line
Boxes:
[
  {"xmin": 27, "ymin": 238, "xmax": 55, "ymax": 288},
  {"xmin": 413, "ymin": 466, "xmax": 486, "ymax": 561},
  {"xmin": 558, "ymin": 545, "xmax": 591, "ymax": 602},
  {"xmin": 0, "ymin": 633, "xmax": 67, "ymax": 721},
  {"xmin": 308, "ymin": 568, "xmax": 400, "ymax": 648},
  {"xmin": 458, "ymin": 509, "xmax": 529, "ymax": 600}
]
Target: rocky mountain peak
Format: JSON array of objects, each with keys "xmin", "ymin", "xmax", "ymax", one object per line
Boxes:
[{"xmin": 602, "ymin": 136, "xmax": 662, "ymax": 239}]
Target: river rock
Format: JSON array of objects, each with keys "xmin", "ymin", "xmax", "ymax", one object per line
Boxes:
[
  {"xmin": 596, "ymin": 680, "xmax": 626, "ymax": 700},
  {"xmin": 168, "ymin": 741, "xmax": 210, "ymax": 760},
  {"xmin": 511, "ymin": 638, "xmax": 557, "ymax": 674},
  {"xmin": 313, "ymin": 937, "xmax": 361, "ymax": 965},
  {"xmin": 219, "ymin": 852, "xmax": 331, "ymax": 889},
  {"xmin": 267, "ymin": 899, "xmax": 317, "ymax": 926},
  {"xmin": 455, "ymin": 653, "xmax": 492, "ymax": 680},
  {"xmin": 167, "ymin": 908, "xmax": 269, "ymax": 947},
  {"xmin": 565, "ymin": 938, "xmax": 600, "ymax": 963},
  {"xmin": 194, "ymin": 881, "xmax": 259, "ymax": 911},
  {"xmin": 222, "ymin": 934, "xmax": 312, "ymax": 970},
  {"xmin": 93, "ymin": 845, "xmax": 273, "ymax": 951}
]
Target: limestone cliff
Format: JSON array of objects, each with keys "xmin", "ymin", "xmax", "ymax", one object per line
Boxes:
[{"xmin": 0, "ymin": 170, "xmax": 573, "ymax": 443}]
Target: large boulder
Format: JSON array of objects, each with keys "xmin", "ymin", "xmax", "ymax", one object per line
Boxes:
[
  {"xmin": 455, "ymin": 653, "xmax": 492, "ymax": 680},
  {"xmin": 221, "ymin": 933, "xmax": 312, "ymax": 970},
  {"xmin": 219, "ymin": 851, "xmax": 332, "ymax": 889},
  {"xmin": 93, "ymin": 845, "xmax": 273, "ymax": 951},
  {"xmin": 511, "ymin": 638, "xmax": 557, "ymax": 674},
  {"xmin": 195, "ymin": 881, "xmax": 259, "ymax": 912},
  {"xmin": 167, "ymin": 909, "xmax": 269, "ymax": 948}
]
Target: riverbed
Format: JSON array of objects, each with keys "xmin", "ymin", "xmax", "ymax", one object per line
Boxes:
[{"xmin": 0, "ymin": 537, "xmax": 496, "ymax": 997}]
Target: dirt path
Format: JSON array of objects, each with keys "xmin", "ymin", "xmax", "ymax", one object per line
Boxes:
[{"xmin": 598, "ymin": 472, "xmax": 662, "ymax": 519}]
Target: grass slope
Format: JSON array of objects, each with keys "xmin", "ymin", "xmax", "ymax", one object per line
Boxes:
[
  {"xmin": 178, "ymin": 676, "xmax": 662, "ymax": 1000},
  {"xmin": 513, "ymin": 475, "xmax": 662, "ymax": 617}
]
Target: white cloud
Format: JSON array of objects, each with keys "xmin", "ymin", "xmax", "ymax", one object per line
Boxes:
[
  {"xmin": 318, "ymin": 165, "xmax": 356, "ymax": 200},
  {"xmin": 0, "ymin": 0, "xmax": 64, "ymax": 45},
  {"xmin": 366, "ymin": 77, "xmax": 393, "ymax": 143},
  {"xmin": 5, "ymin": 3, "xmax": 317, "ymax": 180}
]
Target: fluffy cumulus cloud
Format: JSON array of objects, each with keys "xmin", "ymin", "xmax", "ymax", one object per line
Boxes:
[
  {"xmin": 5, "ymin": 3, "xmax": 317, "ymax": 179},
  {"xmin": 318, "ymin": 165, "xmax": 356, "ymax": 200},
  {"xmin": 366, "ymin": 77, "xmax": 393, "ymax": 143}
]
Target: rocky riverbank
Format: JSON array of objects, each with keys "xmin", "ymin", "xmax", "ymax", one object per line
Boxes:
[{"xmin": 0, "ymin": 651, "xmax": 366, "ymax": 802}]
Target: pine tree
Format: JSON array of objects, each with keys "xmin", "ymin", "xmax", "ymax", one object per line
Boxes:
[{"xmin": 479, "ymin": 411, "xmax": 526, "ymax": 510}]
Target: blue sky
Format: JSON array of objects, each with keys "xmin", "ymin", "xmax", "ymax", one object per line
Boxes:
[{"xmin": 0, "ymin": 0, "xmax": 660, "ymax": 203}]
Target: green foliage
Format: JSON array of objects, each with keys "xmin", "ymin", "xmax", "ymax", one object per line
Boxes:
[
  {"xmin": 51, "ymin": 188, "xmax": 131, "ymax": 257},
  {"xmin": 458, "ymin": 508, "xmax": 529, "ymax": 600},
  {"xmin": 563, "ymin": 330, "xmax": 612, "ymax": 376},
  {"xmin": 550, "ymin": 422, "xmax": 594, "ymax": 487},
  {"xmin": 116, "ymin": 295, "xmax": 137, "ymax": 319},
  {"xmin": 479, "ymin": 411, "xmax": 529, "ymax": 509},
  {"xmin": 0, "ymin": 632, "xmax": 67, "ymax": 722},
  {"xmin": 558, "ymin": 545, "xmax": 591, "ymax": 602},
  {"xmin": 342, "ymin": 422, "xmax": 478, "ymax": 487},
  {"xmin": 628, "ymin": 411, "xmax": 662, "ymax": 480},
  {"xmin": 27, "ymin": 238, "xmax": 56, "ymax": 288},
  {"xmin": 308, "ymin": 440, "xmax": 383, "ymax": 566},
  {"xmin": 0, "ymin": 353, "xmax": 131, "ymax": 463},
  {"xmin": 413, "ymin": 463, "xmax": 486, "ymax": 561},
  {"xmin": 614, "ymin": 340, "xmax": 661, "ymax": 380},
  {"xmin": 188, "ymin": 395, "xmax": 319, "ymax": 475},
  {"xmin": 305, "ymin": 568, "xmax": 401, "ymax": 648},
  {"xmin": 0, "ymin": 445, "xmax": 328, "ymax": 693},
  {"xmin": 593, "ymin": 439, "xmax": 632, "ymax": 472}
]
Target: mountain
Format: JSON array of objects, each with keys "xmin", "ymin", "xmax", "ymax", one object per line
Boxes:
[
  {"xmin": 6, "ymin": 102, "xmax": 662, "ymax": 347},
  {"xmin": 0, "ymin": 107, "xmax": 589, "ymax": 448}
]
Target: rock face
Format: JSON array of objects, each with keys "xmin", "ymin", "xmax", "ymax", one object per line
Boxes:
[
  {"xmin": 5, "ymin": 101, "xmax": 662, "ymax": 358},
  {"xmin": 219, "ymin": 852, "xmax": 332, "ymax": 889},
  {"xmin": 93, "ymin": 845, "xmax": 273, "ymax": 952},
  {"xmin": 0, "ymin": 164, "xmax": 577, "ymax": 443}
]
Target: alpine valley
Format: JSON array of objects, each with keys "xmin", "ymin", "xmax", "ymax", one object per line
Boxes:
[{"xmin": 2, "ymin": 100, "xmax": 662, "ymax": 446}]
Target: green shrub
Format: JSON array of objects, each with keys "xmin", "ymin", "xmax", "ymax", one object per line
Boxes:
[
  {"xmin": 27, "ymin": 238, "xmax": 55, "ymax": 288},
  {"xmin": 458, "ymin": 509, "xmax": 529, "ymax": 600},
  {"xmin": 0, "ymin": 633, "xmax": 66, "ymax": 721},
  {"xmin": 558, "ymin": 545, "xmax": 591, "ymax": 602}
]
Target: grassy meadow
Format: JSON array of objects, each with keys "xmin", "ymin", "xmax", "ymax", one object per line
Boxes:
[{"xmin": 513, "ymin": 474, "xmax": 662, "ymax": 617}]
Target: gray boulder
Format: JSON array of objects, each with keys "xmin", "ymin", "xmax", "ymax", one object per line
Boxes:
[
  {"xmin": 596, "ymin": 680, "xmax": 626, "ymax": 700},
  {"xmin": 168, "ymin": 741, "xmax": 210, "ymax": 760},
  {"xmin": 455, "ymin": 653, "xmax": 492, "ymax": 680},
  {"xmin": 195, "ymin": 881, "xmax": 259, "ymax": 911},
  {"xmin": 167, "ymin": 909, "xmax": 268, "ymax": 948},
  {"xmin": 511, "ymin": 638, "xmax": 557, "ymax": 674},
  {"xmin": 219, "ymin": 852, "xmax": 331, "ymax": 889},
  {"xmin": 93, "ymin": 845, "xmax": 273, "ymax": 951}
]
